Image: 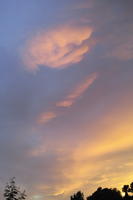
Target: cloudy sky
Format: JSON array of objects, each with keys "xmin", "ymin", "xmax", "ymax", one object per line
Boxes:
[{"xmin": 0, "ymin": 0, "xmax": 133, "ymax": 199}]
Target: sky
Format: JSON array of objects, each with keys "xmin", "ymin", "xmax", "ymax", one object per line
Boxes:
[{"xmin": 0, "ymin": 0, "xmax": 133, "ymax": 199}]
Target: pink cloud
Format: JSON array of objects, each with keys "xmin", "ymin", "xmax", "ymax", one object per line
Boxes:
[
  {"xmin": 37, "ymin": 112, "xmax": 56, "ymax": 124},
  {"xmin": 56, "ymin": 72, "xmax": 98, "ymax": 107},
  {"xmin": 23, "ymin": 25, "xmax": 93, "ymax": 70},
  {"xmin": 36, "ymin": 73, "xmax": 98, "ymax": 125}
]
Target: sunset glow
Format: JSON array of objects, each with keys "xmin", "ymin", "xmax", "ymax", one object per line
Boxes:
[{"xmin": 0, "ymin": 1, "xmax": 133, "ymax": 200}]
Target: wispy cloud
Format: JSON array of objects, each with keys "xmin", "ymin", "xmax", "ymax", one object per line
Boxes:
[
  {"xmin": 23, "ymin": 25, "xmax": 93, "ymax": 70},
  {"xmin": 36, "ymin": 72, "xmax": 98, "ymax": 125},
  {"xmin": 109, "ymin": 40, "xmax": 133, "ymax": 61},
  {"xmin": 37, "ymin": 112, "xmax": 57, "ymax": 124},
  {"xmin": 56, "ymin": 72, "xmax": 98, "ymax": 107}
]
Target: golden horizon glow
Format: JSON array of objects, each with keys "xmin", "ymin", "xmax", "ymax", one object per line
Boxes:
[{"xmin": 31, "ymin": 102, "xmax": 133, "ymax": 197}]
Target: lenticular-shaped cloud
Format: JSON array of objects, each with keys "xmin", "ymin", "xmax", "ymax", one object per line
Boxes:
[
  {"xmin": 56, "ymin": 72, "xmax": 98, "ymax": 107},
  {"xmin": 23, "ymin": 25, "xmax": 93, "ymax": 70},
  {"xmin": 37, "ymin": 112, "xmax": 56, "ymax": 124}
]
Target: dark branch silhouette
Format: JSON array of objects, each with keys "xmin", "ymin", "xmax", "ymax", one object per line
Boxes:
[
  {"xmin": 71, "ymin": 191, "xmax": 84, "ymax": 200},
  {"xmin": 87, "ymin": 187, "xmax": 122, "ymax": 200},
  {"xmin": 2, "ymin": 178, "xmax": 133, "ymax": 200},
  {"xmin": 70, "ymin": 182, "xmax": 133, "ymax": 200}
]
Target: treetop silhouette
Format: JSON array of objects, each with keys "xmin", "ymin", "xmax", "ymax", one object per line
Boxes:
[
  {"xmin": 4, "ymin": 177, "xmax": 26, "ymax": 200},
  {"xmin": 71, "ymin": 182, "xmax": 133, "ymax": 200},
  {"xmin": 2, "ymin": 178, "xmax": 133, "ymax": 200}
]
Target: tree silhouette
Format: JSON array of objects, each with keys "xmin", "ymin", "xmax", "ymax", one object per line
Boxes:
[
  {"xmin": 3, "ymin": 177, "xmax": 133, "ymax": 200},
  {"xmin": 86, "ymin": 187, "xmax": 122, "ymax": 200},
  {"xmin": 122, "ymin": 185, "xmax": 129, "ymax": 198},
  {"xmin": 129, "ymin": 182, "xmax": 133, "ymax": 195},
  {"xmin": 71, "ymin": 191, "xmax": 84, "ymax": 200},
  {"xmin": 4, "ymin": 177, "xmax": 26, "ymax": 200}
]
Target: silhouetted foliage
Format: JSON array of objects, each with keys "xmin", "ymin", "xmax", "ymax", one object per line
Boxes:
[
  {"xmin": 70, "ymin": 181, "xmax": 133, "ymax": 200},
  {"xmin": 87, "ymin": 187, "xmax": 122, "ymax": 200},
  {"xmin": 3, "ymin": 177, "xmax": 133, "ymax": 200},
  {"xmin": 129, "ymin": 182, "xmax": 133, "ymax": 194},
  {"xmin": 129, "ymin": 183, "xmax": 133, "ymax": 192},
  {"xmin": 71, "ymin": 191, "xmax": 84, "ymax": 200},
  {"xmin": 4, "ymin": 177, "xmax": 26, "ymax": 200},
  {"xmin": 122, "ymin": 185, "xmax": 129, "ymax": 198},
  {"xmin": 122, "ymin": 183, "xmax": 133, "ymax": 200}
]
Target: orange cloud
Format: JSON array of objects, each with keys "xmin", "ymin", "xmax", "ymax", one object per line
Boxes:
[
  {"xmin": 56, "ymin": 72, "xmax": 98, "ymax": 107},
  {"xmin": 37, "ymin": 112, "xmax": 56, "ymax": 124},
  {"xmin": 23, "ymin": 25, "xmax": 93, "ymax": 70}
]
